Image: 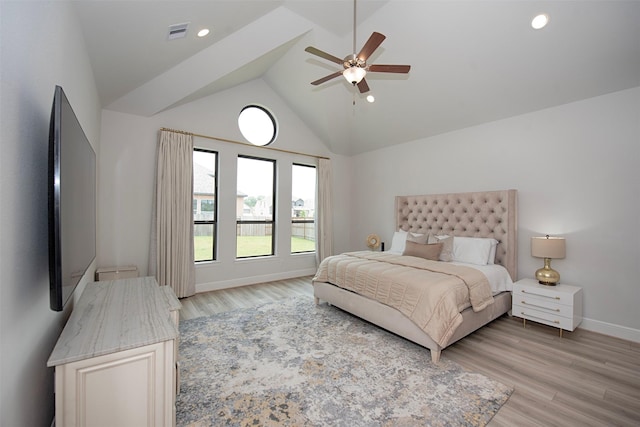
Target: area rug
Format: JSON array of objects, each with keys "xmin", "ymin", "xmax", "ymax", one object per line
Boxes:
[{"xmin": 176, "ymin": 297, "xmax": 512, "ymax": 426}]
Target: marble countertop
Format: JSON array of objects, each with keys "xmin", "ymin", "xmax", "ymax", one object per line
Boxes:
[
  {"xmin": 47, "ymin": 276, "xmax": 179, "ymax": 367},
  {"xmin": 160, "ymin": 284, "xmax": 182, "ymax": 312}
]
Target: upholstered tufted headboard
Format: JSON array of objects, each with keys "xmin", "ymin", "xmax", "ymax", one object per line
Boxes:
[{"xmin": 395, "ymin": 189, "xmax": 518, "ymax": 281}]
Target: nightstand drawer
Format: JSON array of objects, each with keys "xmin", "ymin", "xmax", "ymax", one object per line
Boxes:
[
  {"xmin": 513, "ymin": 283, "xmax": 574, "ymax": 306},
  {"xmin": 513, "ymin": 297, "xmax": 573, "ymax": 318},
  {"xmin": 513, "ymin": 305, "xmax": 576, "ymax": 331}
]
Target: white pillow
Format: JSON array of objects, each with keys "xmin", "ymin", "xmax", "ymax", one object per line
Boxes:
[
  {"xmin": 452, "ymin": 237, "xmax": 498, "ymax": 266},
  {"xmin": 488, "ymin": 240, "xmax": 498, "ymax": 264},
  {"xmin": 388, "ymin": 230, "xmax": 408, "ymax": 254}
]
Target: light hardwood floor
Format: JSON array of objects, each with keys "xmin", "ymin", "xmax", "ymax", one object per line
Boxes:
[{"xmin": 180, "ymin": 276, "xmax": 640, "ymax": 426}]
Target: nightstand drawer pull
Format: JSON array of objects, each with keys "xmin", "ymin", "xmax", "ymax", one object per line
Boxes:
[
  {"xmin": 521, "ymin": 301, "xmax": 560, "ymax": 311},
  {"xmin": 521, "ymin": 312, "xmax": 560, "ymax": 324},
  {"xmin": 521, "ymin": 289, "xmax": 561, "ymax": 300}
]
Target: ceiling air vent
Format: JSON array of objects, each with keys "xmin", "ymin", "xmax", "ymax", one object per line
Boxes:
[{"xmin": 167, "ymin": 22, "xmax": 189, "ymax": 40}]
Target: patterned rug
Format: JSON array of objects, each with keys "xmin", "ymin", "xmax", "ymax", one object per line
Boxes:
[{"xmin": 176, "ymin": 297, "xmax": 512, "ymax": 426}]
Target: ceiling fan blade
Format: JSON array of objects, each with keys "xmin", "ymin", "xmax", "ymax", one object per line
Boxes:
[
  {"xmin": 357, "ymin": 32, "xmax": 386, "ymax": 62},
  {"xmin": 310, "ymin": 71, "xmax": 343, "ymax": 86},
  {"xmin": 305, "ymin": 46, "xmax": 344, "ymax": 65},
  {"xmin": 368, "ymin": 64, "xmax": 411, "ymax": 74},
  {"xmin": 357, "ymin": 78, "xmax": 370, "ymax": 94}
]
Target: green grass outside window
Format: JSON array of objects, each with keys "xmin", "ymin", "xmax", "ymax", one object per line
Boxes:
[{"xmin": 195, "ymin": 236, "xmax": 315, "ymax": 260}]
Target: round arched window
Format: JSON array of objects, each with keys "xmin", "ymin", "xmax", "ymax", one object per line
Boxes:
[{"xmin": 238, "ymin": 105, "xmax": 278, "ymax": 146}]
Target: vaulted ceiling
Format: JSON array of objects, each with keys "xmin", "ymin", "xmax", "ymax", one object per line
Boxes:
[{"xmin": 74, "ymin": 0, "xmax": 640, "ymax": 155}]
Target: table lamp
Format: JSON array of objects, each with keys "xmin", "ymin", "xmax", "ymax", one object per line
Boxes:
[{"xmin": 531, "ymin": 235, "xmax": 566, "ymax": 285}]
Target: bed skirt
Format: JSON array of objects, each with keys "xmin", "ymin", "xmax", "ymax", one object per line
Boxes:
[{"xmin": 313, "ymin": 282, "xmax": 512, "ymax": 363}]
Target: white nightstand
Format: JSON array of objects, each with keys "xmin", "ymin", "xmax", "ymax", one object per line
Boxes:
[{"xmin": 512, "ymin": 278, "xmax": 583, "ymax": 337}]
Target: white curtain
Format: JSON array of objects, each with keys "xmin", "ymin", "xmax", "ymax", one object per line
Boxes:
[
  {"xmin": 148, "ymin": 130, "xmax": 195, "ymax": 298},
  {"xmin": 315, "ymin": 158, "xmax": 334, "ymax": 264}
]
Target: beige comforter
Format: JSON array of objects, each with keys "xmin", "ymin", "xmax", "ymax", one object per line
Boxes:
[{"xmin": 312, "ymin": 251, "xmax": 494, "ymax": 347}]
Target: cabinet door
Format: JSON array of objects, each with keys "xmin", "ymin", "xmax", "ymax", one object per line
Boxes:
[{"xmin": 56, "ymin": 340, "xmax": 175, "ymax": 427}]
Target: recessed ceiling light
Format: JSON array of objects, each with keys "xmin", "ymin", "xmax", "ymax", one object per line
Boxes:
[
  {"xmin": 197, "ymin": 28, "xmax": 210, "ymax": 38},
  {"xmin": 531, "ymin": 13, "xmax": 550, "ymax": 30},
  {"xmin": 366, "ymin": 95, "xmax": 375, "ymax": 103}
]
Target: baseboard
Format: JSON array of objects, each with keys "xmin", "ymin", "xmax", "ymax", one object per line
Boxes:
[
  {"xmin": 580, "ymin": 317, "xmax": 640, "ymax": 343},
  {"xmin": 197, "ymin": 278, "xmax": 640, "ymax": 344},
  {"xmin": 195, "ymin": 268, "xmax": 317, "ymax": 293}
]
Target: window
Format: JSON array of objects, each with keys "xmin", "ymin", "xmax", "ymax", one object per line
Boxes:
[
  {"xmin": 291, "ymin": 164, "xmax": 316, "ymax": 254},
  {"xmin": 236, "ymin": 156, "xmax": 276, "ymax": 258},
  {"xmin": 201, "ymin": 200, "xmax": 214, "ymax": 212},
  {"xmin": 193, "ymin": 149, "xmax": 218, "ymax": 262},
  {"xmin": 237, "ymin": 105, "xmax": 278, "ymax": 146}
]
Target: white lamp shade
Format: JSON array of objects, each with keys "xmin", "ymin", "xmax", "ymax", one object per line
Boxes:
[
  {"xmin": 531, "ymin": 236, "xmax": 566, "ymax": 259},
  {"xmin": 343, "ymin": 66, "xmax": 366, "ymax": 84}
]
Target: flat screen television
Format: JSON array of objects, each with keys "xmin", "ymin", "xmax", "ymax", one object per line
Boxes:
[{"xmin": 48, "ymin": 85, "xmax": 96, "ymax": 311}]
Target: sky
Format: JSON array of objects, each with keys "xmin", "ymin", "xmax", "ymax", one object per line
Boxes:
[{"xmin": 194, "ymin": 151, "xmax": 316, "ymax": 201}]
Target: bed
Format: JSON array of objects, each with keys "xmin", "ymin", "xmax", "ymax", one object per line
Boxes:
[{"xmin": 312, "ymin": 189, "xmax": 517, "ymax": 363}]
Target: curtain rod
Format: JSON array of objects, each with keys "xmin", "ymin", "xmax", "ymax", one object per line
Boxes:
[{"xmin": 160, "ymin": 127, "xmax": 330, "ymax": 160}]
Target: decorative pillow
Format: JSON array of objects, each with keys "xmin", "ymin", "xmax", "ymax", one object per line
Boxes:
[
  {"xmin": 406, "ymin": 232, "xmax": 429, "ymax": 245},
  {"xmin": 452, "ymin": 237, "xmax": 499, "ymax": 266},
  {"xmin": 428, "ymin": 234, "xmax": 454, "ymax": 262},
  {"xmin": 388, "ymin": 230, "xmax": 408, "ymax": 254},
  {"xmin": 403, "ymin": 241, "xmax": 443, "ymax": 261}
]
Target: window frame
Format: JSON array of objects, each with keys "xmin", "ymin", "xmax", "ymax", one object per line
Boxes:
[
  {"xmin": 236, "ymin": 155, "xmax": 277, "ymax": 258},
  {"xmin": 291, "ymin": 163, "xmax": 316, "ymax": 254},
  {"xmin": 238, "ymin": 104, "xmax": 278, "ymax": 146},
  {"xmin": 193, "ymin": 148, "xmax": 218, "ymax": 262}
]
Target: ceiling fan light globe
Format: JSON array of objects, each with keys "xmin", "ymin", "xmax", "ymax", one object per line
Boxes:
[{"xmin": 343, "ymin": 67, "xmax": 366, "ymax": 85}]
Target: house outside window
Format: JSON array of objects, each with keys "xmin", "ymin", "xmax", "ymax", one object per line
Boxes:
[{"xmin": 200, "ymin": 199, "xmax": 214, "ymax": 214}]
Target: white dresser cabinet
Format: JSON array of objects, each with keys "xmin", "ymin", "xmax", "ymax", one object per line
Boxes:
[
  {"xmin": 513, "ymin": 278, "xmax": 583, "ymax": 336},
  {"xmin": 95, "ymin": 265, "xmax": 138, "ymax": 281},
  {"xmin": 48, "ymin": 277, "xmax": 180, "ymax": 427}
]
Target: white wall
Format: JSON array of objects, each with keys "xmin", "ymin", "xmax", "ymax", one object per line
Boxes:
[
  {"xmin": 98, "ymin": 79, "xmax": 348, "ymax": 291},
  {"xmin": 349, "ymin": 87, "xmax": 640, "ymax": 341},
  {"xmin": 1, "ymin": 4, "xmax": 635, "ymax": 427},
  {"xmin": 0, "ymin": 2, "xmax": 101, "ymax": 425},
  {"xmin": 99, "ymin": 76, "xmax": 639, "ymax": 341}
]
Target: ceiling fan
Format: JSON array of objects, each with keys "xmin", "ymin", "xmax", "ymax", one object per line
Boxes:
[{"xmin": 304, "ymin": 0, "xmax": 411, "ymax": 94}]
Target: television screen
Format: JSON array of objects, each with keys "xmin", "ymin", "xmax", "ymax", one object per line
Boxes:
[{"xmin": 48, "ymin": 85, "xmax": 96, "ymax": 311}]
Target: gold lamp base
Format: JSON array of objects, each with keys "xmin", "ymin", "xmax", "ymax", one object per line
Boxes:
[{"xmin": 535, "ymin": 257, "xmax": 560, "ymax": 286}]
